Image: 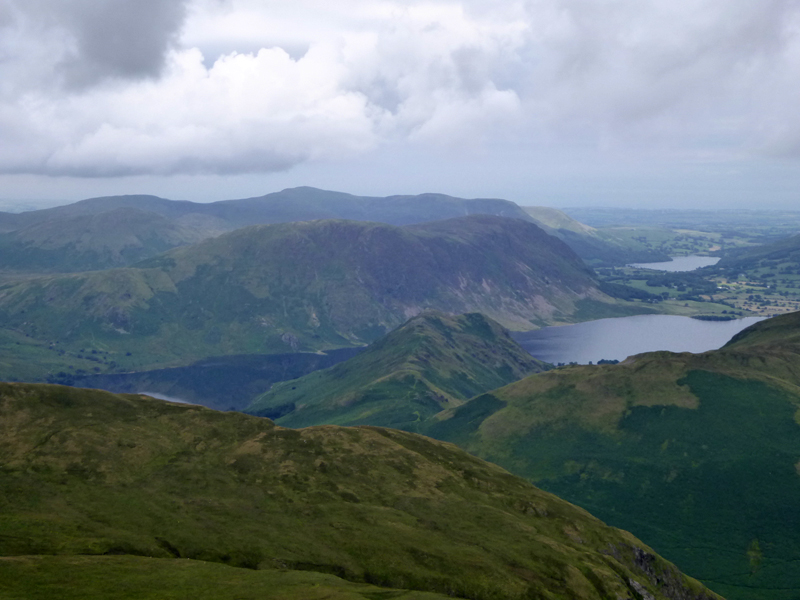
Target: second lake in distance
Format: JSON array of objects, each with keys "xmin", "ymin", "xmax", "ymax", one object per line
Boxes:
[{"xmin": 627, "ymin": 255, "xmax": 720, "ymax": 272}]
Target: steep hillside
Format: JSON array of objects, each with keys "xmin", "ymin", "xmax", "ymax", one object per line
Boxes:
[
  {"xmin": 0, "ymin": 215, "xmax": 615, "ymax": 380},
  {"xmin": 0, "ymin": 208, "xmax": 209, "ymax": 272},
  {"xmin": 247, "ymin": 312, "xmax": 550, "ymax": 429},
  {"xmin": 0, "ymin": 382, "xmax": 721, "ymax": 600},
  {"xmin": 424, "ymin": 312, "xmax": 800, "ymax": 600},
  {"xmin": 723, "ymin": 309, "xmax": 800, "ymax": 348},
  {"xmin": 523, "ymin": 206, "xmax": 669, "ymax": 266}
]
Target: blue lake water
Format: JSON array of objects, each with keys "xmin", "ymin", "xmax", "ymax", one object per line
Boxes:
[
  {"xmin": 513, "ymin": 315, "xmax": 765, "ymax": 365},
  {"xmin": 628, "ymin": 255, "xmax": 720, "ymax": 272}
]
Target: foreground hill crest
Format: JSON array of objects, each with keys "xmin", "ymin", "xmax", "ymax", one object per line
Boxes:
[{"xmin": 0, "ymin": 382, "xmax": 721, "ymax": 600}]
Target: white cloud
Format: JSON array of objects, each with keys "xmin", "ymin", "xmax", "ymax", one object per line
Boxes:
[
  {"xmin": 1, "ymin": 0, "xmax": 800, "ymax": 178},
  {"xmin": 27, "ymin": 46, "xmax": 380, "ymax": 175}
]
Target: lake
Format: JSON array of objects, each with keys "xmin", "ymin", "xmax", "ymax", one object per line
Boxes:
[
  {"xmin": 628, "ymin": 255, "xmax": 720, "ymax": 272},
  {"xmin": 513, "ymin": 315, "xmax": 765, "ymax": 365},
  {"xmin": 70, "ymin": 347, "xmax": 364, "ymax": 412}
]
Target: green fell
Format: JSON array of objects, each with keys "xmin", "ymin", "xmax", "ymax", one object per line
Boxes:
[
  {"xmin": 0, "ymin": 555, "xmax": 450, "ymax": 600},
  {"xmin": 0, "ymin": 207, "xmax": 209, "ymax": 273},
  {"xmin": 246, "ymin": 312, "xmax": 550, "ymax": 429},
  {"xmin": 0, "ymin": 215, "xmax": 603, "ymax": 381},
  {"xmin": 0, "ymin": 382, "xmax": 720, "ymax": 600},
  {"xmin": 424, "ymin": 311, "xmax": 800, "ymax": 600}
]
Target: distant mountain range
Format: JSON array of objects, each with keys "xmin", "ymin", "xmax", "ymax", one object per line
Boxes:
[
  {"xmin": 0, "ymin": 187, "xmax": 531, "ymax": 231},
  {"xmin": 0, "ymin": 215, "xmax": 627, "ymax": 381},
  {"xmin": 0, "ymin": 187, "xmax": 532, "ymax": 272},
  {"xmin": 246, "ymin": 311, "xmax": 550, "ymax": 429},
  {"xmin": 0, "ymin": 187, "xmax": 670, "ymax": 273},
  {"xmin": 0, "ymin": 381, "xmax": 722, "ymax": 600}
]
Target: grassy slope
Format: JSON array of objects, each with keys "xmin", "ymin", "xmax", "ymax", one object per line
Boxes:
[
  {"xmin": 0, "ymin": 208, "xmax": 210, "ymax": 273},
  {"xmin": 0, "ymin": 216, "xmax": 604, "ymax": 379},
  {"xmin": 424, "ymin": 311, "xmax": 800, "ymax": 600},
  {"xmin": 724, "ymin": 310, "xmax": 800, "ymax": 348},
  {"xmin": 246, "ymin": 312, "xmax": 551, "ymax": 429},
  {"xmin": 0, "ymin": 383, "xmax": 719, "ymax": 600},
  {"xmin": 0, "ymin": 555, "xmax": 450, "ymax": 600}
]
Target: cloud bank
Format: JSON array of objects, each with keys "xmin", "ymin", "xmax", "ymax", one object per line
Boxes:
[{"xmin": 1, "ymin": 0, "xmax": 799, "ymax": 178}]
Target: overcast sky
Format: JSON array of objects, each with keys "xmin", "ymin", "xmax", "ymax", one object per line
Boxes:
[{"xmin": 1, "ymin": 0, "xmax": 799, "ymax": 209}]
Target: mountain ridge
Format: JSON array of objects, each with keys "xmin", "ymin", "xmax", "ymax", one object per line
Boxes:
[
  {"xmin": 0, "ymin": 215, "xmax": 622, "ymax": 381},
  {"xmin": 1, "ymin": 187, "xmax": 671, "ymax": 273},
  {"xmin": 246, "ymin": 311, "xmax": 551, "ymax": 429},
  {"xmin": 0, "ymin": 187, "xmax": 536, "ymax": 273}
]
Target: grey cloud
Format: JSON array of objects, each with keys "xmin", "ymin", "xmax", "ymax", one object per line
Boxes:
[
  {"xmin": 38, "ymin": 148, "xmax": 304, "ymax": 179},
  {"xmin": 2, "ymin": 0, "xmax": 800, "ymax": 179},
  {"xmin": 61, "ymin": 0, "xmax": 189, "ymax": 85},
  {"xmin": 509, "ymin": 0, "xmax": 800, "ymax": 153},
  {"xmin": 7, "ymin": 0, "xmax": 190, "ymax": 87},
  {"xmin": 0, "ymin": 5, "xmax": 13, "ymax": 26}
]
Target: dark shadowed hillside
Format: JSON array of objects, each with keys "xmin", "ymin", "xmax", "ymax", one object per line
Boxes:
[{"xmin": 67, "ymin": 347, "xmax": 364, "ymax": 412}]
